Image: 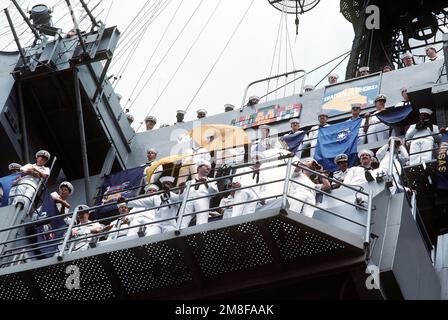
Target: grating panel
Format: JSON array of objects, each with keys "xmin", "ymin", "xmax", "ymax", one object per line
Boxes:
[
  {"xmin": 187, "ymin": 222, "xmax": 273, "ymax": 278},
  {"xmin": 108, "ymin": 242, "xmax": 192, "ymax": 295},
  {"xmin": 32, "ymin": 256, "xmax": 115, "ymax": 300},
  {"xmin": 269, "ymin": 219, "xmax": 346, "ymax": 261},
  {"xmin": 0, "ymin": 273, "xmax": 33, "ymax": 300}
]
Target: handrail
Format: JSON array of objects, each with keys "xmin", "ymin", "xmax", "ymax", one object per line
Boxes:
[
  {"xmin": 0, "ymin": 147, "xmax": 378, "ymax": 267},
  {"xmin": 241, "ymin": 69, "xmax": 307, "ymax": 109}
]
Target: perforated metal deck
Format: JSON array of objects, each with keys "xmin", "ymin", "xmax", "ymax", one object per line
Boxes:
[{"xmin": 0, "ymin": 209, "xmax": 366, "ymax": 300}]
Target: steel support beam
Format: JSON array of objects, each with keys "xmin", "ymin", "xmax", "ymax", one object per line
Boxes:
[{"xmin": 73, "ymin": 67, "xmax": 93, "ymax": 206}]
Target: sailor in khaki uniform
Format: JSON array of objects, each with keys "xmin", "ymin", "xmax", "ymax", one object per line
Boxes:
[{"xmin": 332, "ymin": 154, "xmax": 349, "ymax": 189}]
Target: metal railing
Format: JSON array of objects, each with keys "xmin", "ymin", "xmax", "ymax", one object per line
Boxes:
[
  {"xmin": 0, "ymin": 153, "xmax": 375, "ymax": 269},
  {"xmin": 241, "ymin": 69, "xmax": 307, "ymax": 109}
]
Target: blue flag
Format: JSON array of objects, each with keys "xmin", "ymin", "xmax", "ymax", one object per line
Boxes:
[
  {"xmin": 33, "ymin": 191, "xmax": 67, "ymax": 259},
  {"xmin": 377, "ymin": 105, "xmax": 418, "ymax": 127},
  {"xmin": 0, "ymin": 174, "xmax": 20, "ymax": 207},
  {"xmin": 437, "ymin": 133, "xmax": 448, "ymax": 190},
  {"xmin": 95, "ymin": 166, "xmax": 146, "ymax": 219},
  {"xmin": 282, "ymin": 132, "xmax": 306, "ymax": 155},
  {"xmin": 315, "ymin": 119, "xmax": 362, "ymax": 172}
]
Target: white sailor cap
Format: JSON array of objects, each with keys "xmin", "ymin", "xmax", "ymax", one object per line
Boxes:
[
  {"xmin": 8, "ymin": 163, "xmax": 21, "ymax": 171},
  {"xmin": 196, "ymin": 109, "xmax": 207, "ymax": 115},
  {"xmin": 425, "ymin": 45, "xmax": 437, "ymax": 52},
  {"xmin": 359, "ymin": 66, "xmax": 370, "ymax": 72},
  {"xmin": 176, "ymin": 110, "xmax": 186, "ymax": 115},
  {"xmin": 358, "ymin": 149, "xmax": 374, "ymax": 158},
  {"xmin": 126, "ymin": 114, "xmax": 134, "ymax": 122},
  {"xmin": 328, "ymin": 73, "xmax": 339, "ymax": 79},
  {"xmin": 289, "ymin": 118, "xmax": 300, "ymax": 124},
  {"xmin": 334, "ymin": 154, "xmax": 349, "ymax": 164},
  {"xmin": 374, "ymin": 94, "xmax": 387, "ymax": 102},
  {"xmin": 117, "ymin": 202, "xmax": 128, "ymax": 209},
  {"xmin": 76, "ymin": 205, "xmax": 90, "ymax": 215},
  {"xmin": 159, "ymin": 176, "xmax": 175, "ymax": 184},
  {"xmin": 145, "ymin": 115, "xmax": 157, "ymax": 123},
  {"xmin": 401, "ymin": 52, "xmax": 413, "ymax": 60},
  {"xmin": 419, "ymin": 108, "xmax": 433, "ymax": 115},
  {"xmin": 144, "ymin": 184, "xmax": 160, "ymax": 192},
  {"xmin": 351, "ymin": 103, "xmax": 362, "ymax": 109},
  {"xmin": 400, "ymin": 87, "xmax": 407, "ymax": 93},
  {"xmin": 36, "ymin": 150, "xmax": 50, "ymax": 160},
  {"xmin": 304, "ymin": 85, "xmax": 315, "ymax": 91},
  {"xmin": 224, "ymin": 104, "xmax": 235, "ymax": 110},
  {"xmin": 260, "ymin": 124, "xmax": 270, "ymax": 130},
  {"xmin": 248, "ymin": 96, "xmax": 260, "ymax": 102},
  {"xmin": 59, "ymin": 181, "xmax": 74, "ymax": 196},
  {"xmin": 147, "ymin": 147, "xmax": 158, "ymax": 154},
  {"xmin": 317, "ymin": 111, "xmax": 329, "ymax": 117},
  {"xmin": 197, "ymin": 159, "xmax": 212, "ymax": 168},
  {"xmin": 301, "ymin": 158, "xmax": 318, "ymax": 166}
]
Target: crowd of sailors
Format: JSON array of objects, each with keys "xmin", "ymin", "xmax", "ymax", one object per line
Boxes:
[{"xmin": 0, "ymin": 45, "xmax": 444, "ymax": 256}]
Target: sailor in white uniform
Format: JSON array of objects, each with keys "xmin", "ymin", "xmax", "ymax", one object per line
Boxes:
[
  {"xmin": 144, "ymin": 148, "xmax": 163, "ymax": 184},
  {"xmin": 364, "ymin": 94, "xmax": 390, "ymax": 143},
  {"xmin": 395, "ymin": 87, "xmax": 411, "ymax": 108},
  {"xmin": 251, "ymin": 125, "xmax": 283, "ymax": 155},
  {"xmin": 349, "ymin": 103, "xmax": 367, "ymax": 144},
  {"xmin": 104, "ymin": 202, "xmax": 133, "ymax": 241},
  {"xmin": 304, "ymin": 85, "xmax": 315, "ymax": 92},
  {"xmin": 10, "ymin": 150, "xmax": 51, "ymax": 211},
  {"xmin": 308, "ymin": 112, "xmax": 330, "ymax": 158},
  {"xmin": 50, "ymin": 181, "xmax": 74, "ymax": 225},
  {"xmin": 128, "ymin": 178, "xmax": 181, "ymax": 236},
  {"xmin": 359, "ymin": 66, "xmax": 370, "ymax": 77},
  {"xmin": 328, "ymin": 73, "xmax": 339, "ymax": 85},
  {"xmin": 176, "ymin": 135, "xmax": 211, "ymax": 186},
  {"xmin": 343, "ymin": 150, "xmax": 376, "ymax": 186},
  {"xmin": 219, "ymin": 194, "xmax": 234, "ymax": 219},
  {"xmin": 145, "ymin": 116, "xmax": 157, "ymax": 131},
  {"xmin": 283, "ymin": 118, "xmax": 306, "ymax": 158},
  {"xmin": 406, "ymin": 108, "xmax": 441, "ymax": 166},
  {"xmin": 247, "ymin": 96, "xmax": 260, "ymax": 107},
  {"xmin": 376, "ymin": 137, "xmax": 409, "ymax": 172},
  {"xmin": 71, "ymin": 206, "xmax": 111, "ymax": 252},
  {"xmin": 181, "ymin": 160, "xmax": 218, "ymax": 228},
  {"xmin": 288, "ymin": 158, "xmax": 330, "ymax": 218},
  {"xmin": 196, "ymin": 109, "xmax": 207, "ymax": 119},
  {"xmin": 230, "ymin": 155, "xmax": 266, "ymax": 218},
  {"xmin": 401, "ymin": 52, "xmax": 415, "ymax": 67},
  {"xmin": 376, "ymin": 138, "xmax": 409, "ymax": 194},
  {"xmin": 425, "ymin": 45, "xmax": 441, "ymax": 62}
]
